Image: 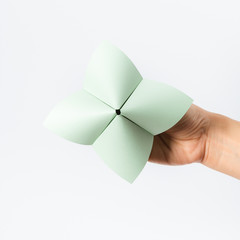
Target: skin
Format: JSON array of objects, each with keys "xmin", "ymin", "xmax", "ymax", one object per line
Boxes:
[{"xmin": 149, "ymin": 104, "xmax": 240, "ymax": 180}]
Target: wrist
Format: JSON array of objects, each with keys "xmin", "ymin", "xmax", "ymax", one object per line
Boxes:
[{"xmin": 202, "ymin": 110, "xmax": 240, "ymax": 179}]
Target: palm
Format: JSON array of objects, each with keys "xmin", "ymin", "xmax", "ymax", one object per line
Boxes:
[{"xmin": 149, "ymin": 104, "xmax": 209, "ymax": 165}]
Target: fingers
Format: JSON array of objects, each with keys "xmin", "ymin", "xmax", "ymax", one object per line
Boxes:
[{"xmin": 148, "ymin": 135, "xmax": 172, "ymax": 165}]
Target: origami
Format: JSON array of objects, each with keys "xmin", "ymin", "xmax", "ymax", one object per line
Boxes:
[{"xmin": 44, "ymin": 41, "xmax": 193, "ymax": 183}]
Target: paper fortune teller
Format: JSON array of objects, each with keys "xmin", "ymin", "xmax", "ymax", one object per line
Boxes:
[{"xmin": 44, "ymin": 41, "xmax": 193, "ymax": 183}]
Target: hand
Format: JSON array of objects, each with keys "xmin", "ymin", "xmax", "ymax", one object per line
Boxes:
[
  {"xmin": 149, "ymin": 104, "xmax": 209, "ymax": 165},
  {"xmin": 149, "ymin": 104, "xmax": 240, "ymax": 180}
]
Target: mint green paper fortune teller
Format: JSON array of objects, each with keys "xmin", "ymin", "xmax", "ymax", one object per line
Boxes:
[{"xmin": 44, "ymin": 41, "xmax": 193, "ymax": 183}]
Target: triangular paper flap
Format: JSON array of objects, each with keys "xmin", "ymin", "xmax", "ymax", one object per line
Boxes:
[
  {"xmin": 121, "ymin": 79, "xmax": 193, "ymax": 135},
  {"xmin": 93, "ymin": 115, "xmax": 153, "ymax": 183},
  {"xmin": 83, "ymin": 41, "xmax": 142, "ymax": 109},
  {"xmin": 44, "ymin": 90, "xmax": 116, "ymax": 145}
]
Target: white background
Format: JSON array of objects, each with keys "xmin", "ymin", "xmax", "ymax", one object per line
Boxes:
[{"xmin": 0, "ymin": 0, "xmax": 240, "ymax": 239}]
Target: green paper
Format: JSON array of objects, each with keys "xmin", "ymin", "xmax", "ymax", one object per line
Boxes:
[
  {"xmin": 93, "ymin": 116, "xmax": 153, "ymax": 183},
  {"xmin": 44, "ymin": 41, "xmax": 193, "ymax": 183},
  {"xmin": 43, "ymin": 90, "xmax": 115, "ymax": 145},
  {"xmin": 83, "ymin": 41, "xmax": 142, "ymax": 109},
  {"xmin": 121, "ymin": 79, "xmax": 193, "ymax": 135}
]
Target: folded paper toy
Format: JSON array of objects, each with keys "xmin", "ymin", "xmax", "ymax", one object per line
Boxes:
[{"xmin": 44, "ymin": 41, "xmax": 193, "ymax": 183}]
